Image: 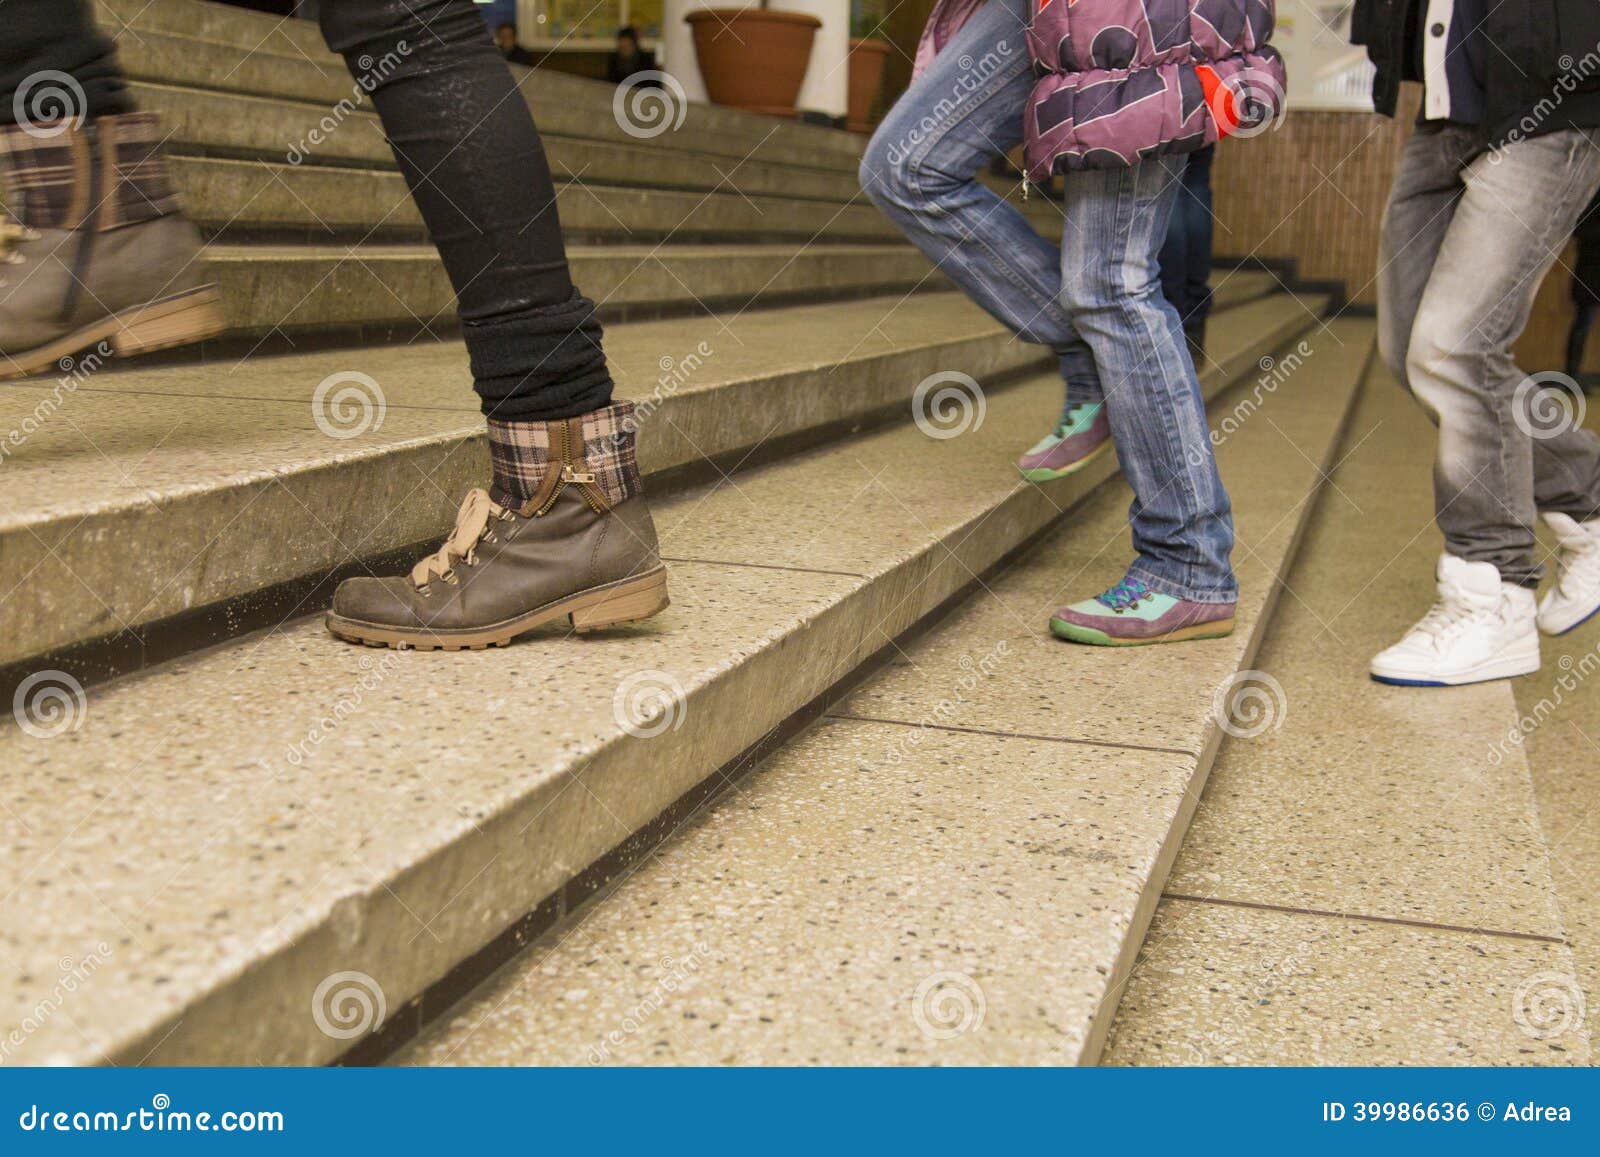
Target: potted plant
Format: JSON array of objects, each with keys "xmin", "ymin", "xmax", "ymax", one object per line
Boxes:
[
  {"xmin": 686, "ymin": 2, "xmax": 822, "ymax": 118},
  {"xmin": 846, "ymin": 0, "xmax": 890, "ymax": 132}
]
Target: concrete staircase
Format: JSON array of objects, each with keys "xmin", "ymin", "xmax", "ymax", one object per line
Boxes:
[{"xmin": 3, "ymin": 0, "xmax": 1337, "ymax": 1066}]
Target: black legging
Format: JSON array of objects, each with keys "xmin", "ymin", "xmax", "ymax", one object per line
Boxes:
[{"xmin": 0, "ymin": 0, "xmax": 612, "ymax": 421}]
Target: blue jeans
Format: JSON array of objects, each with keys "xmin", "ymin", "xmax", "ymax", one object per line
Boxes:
[
  {"xmin": 858, "ymin": 0, "xmax": 1236, "ymax": 603},
  {"xmin": 1160, "ymin": 145, "xmax": 1215, "ymax": 331}
]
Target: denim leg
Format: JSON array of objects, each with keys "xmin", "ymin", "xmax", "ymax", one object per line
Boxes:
[
  {"xmin": 858, "ymin": 0, "xmax": 1100, "ymax": 408},
  {"xmin": 1181, "ymin": 146, "xmax": 1215, "ymax": 326},
  {"xmin": 1059, "ymin": 156, "xmax": 1237, "ymax": 603},
  {"xmin": 1404, "ymin": 129, "xmax": 1600, "ymax": 584}
]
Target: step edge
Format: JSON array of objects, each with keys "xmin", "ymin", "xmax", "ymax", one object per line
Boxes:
[
  {"xmin": 1077, "ymin": 320, "xmax": 1376, "ymax": 1066},
  {"xmin": 54, "ymin": 305, "xmax": 1317, "ymax": 1067}
]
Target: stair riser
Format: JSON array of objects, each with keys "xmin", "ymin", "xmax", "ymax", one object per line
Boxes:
[
  {"xmin": 171, "ymin": 157, "xmax": 904, "ymax": 244},
  {"xmin": 133, "ymin": 84, "xmax": 867, "ymax": 204},
  {"xmin": 111, "ymin": 29, "xmax": 866, "ymax": 177},
  {"xmin": 204, "ymin": 248, "xmax": 940, "ymax": 337},
  {"xmin": 100, "ymin": 307, "xmax": 1321, "ymax": 1066},
  {"xmin": 0, "ymin": 331, "xmax": 1041, "ymax": 671}
]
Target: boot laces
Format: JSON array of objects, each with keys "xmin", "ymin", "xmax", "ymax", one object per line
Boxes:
[{"xmin": 411, "ymin": 488, "xmax": 507, "ymax": 590}]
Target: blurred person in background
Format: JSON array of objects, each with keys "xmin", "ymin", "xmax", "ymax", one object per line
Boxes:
[
  {"xmin": 1158, "ymin": 143, "xmax": 1215, "ymax": 359},
  {"xmin": 496, "ymin": 22, "xmax": 535, "ymax": 66},
  {"xmin": 606, "ymin": 26, "xmax": 657, "ymax": 86}
]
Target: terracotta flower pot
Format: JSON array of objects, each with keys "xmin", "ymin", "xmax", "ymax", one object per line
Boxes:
[
  {"xmin": 846, "ymin": 37, "xmax": 891, "ymax": 134},
  {"xmin": 686, "ymin": 8, "xmax": 821, "ymax": 118}
]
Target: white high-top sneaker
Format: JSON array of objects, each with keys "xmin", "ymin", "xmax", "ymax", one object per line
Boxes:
[
  {"xmin": 1370, "ymin": 554, "xmax": 1541, "ymax": 686},
  {"xmin": 1537, "ymin": 513, "xmax": 1600, "ymax": 636}
]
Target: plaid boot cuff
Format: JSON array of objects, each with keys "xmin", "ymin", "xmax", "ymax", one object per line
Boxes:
[
  {"xmin": 487, "ymin": 401, "xmax": 643, "ymax": 510},
  {"xmin": 0, "ymin": 112, "xmax": 180, "ymax": 231}
]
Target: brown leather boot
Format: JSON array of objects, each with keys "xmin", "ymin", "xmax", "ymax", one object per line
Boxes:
[
  {"xmin": 326, "ymin": 401, "xmax": 670, "ymax": 649},
  {"xmin": 0, "ymin": 112, "xmax": 224, "ymax": 380}
]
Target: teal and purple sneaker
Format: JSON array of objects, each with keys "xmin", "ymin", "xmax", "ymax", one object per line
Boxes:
[
  {"xmin": 1017, "ymin": 402, "xmax": 1112, "ymax": 482},
  {"xmin": 1049, "ymin": 578, "xmax": 1236, "ymax": 646}
]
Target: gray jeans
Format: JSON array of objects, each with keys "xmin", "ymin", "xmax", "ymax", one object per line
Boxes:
[{"xmin": 1379, "ymin": 124, "xmax": 1600, "ymax": 586}]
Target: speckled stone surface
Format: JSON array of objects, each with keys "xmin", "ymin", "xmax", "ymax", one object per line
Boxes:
[
  {"xmin": 1162, "ymin": 371, "xmax": 1569, "ymax": 937},
  {"xmin": 1512, "ymin": 387, "xmax": 1600, "ymax": 1069},
  {"xmin": 1104, "ymin": 367, "xmax": 1587, "ymax": 1066},
  {"xmin": 1102, "ymin": 901, "xmax": 1589, "ymax": 1066},
  {"xmin": 170, "ymin": 155, "xmax": 900, "ymax": 243},
  {"xmin": 202, "ymin": 244, "xmax": 941, "ymax": 336},
  {"xmin": 837, "ymin": 316, "xmax": 1370, "ymax": 755},
  {"xmin": 0, "ymin": 561, "xmax": 858, "ymax": 1066},
  {"xmin": 0, "ymin": 292, "xmax": 1041, "ymax": 665},
  {"xmin": 0, "ymin": 360, "xmax": 1136, "ymax": 1065},
  {"xmin": 0, "ymin": 297, "xmax": 1331, "ymax": 1064},
  {"xmin": 395, "ymin": 720, "xmax": 1194, "ymax": 1066},
  {"xmin": 99, "ymin": 0, "xmax": 869, "ymax": 175},
  {"xmin": 394, "ymin": 323, "xmax": 1374, "ymax": 1067},
  {"xmin": 133, "ymin": 84, "xmax": 867, "ymax": 205}
]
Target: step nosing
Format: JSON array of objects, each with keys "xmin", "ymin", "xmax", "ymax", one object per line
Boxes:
[
  {"xmin": 823, "ymin": 712, "xmax": 1200, "ymax": 758},
  {"xmin": 1159, "ymin": 892, "xmax": 1569, "ymax": 946}
]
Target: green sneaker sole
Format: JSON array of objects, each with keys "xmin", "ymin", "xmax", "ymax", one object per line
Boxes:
[
  {"xmin": 1048, "ymin": 617, "xmax": 1237, "ymax": 647},
  {"xmin": 1018, "ymin": 439, "xmax": 1113, "ymax": 483}
]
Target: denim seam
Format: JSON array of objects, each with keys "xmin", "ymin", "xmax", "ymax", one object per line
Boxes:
[
  {"xmin": 900, "ymin": 56, "xmax": 1077, "ymax": 342},
  {"xmin": 1102, "ymin": 160, "xmax": 1212, "ymax": 597},
  {"xmin": 1466, "ymin": 132, "xmax": 1600, "ymax": 580}
]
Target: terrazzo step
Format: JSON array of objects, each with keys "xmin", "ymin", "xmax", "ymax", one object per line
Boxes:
[
  {"xmin": 0, "ymin": 290, "xmax": 1046, "ymax": 671},
  {"xmin": 97, "ymin": 0, "xmax": 867, "ymax": 174},
  {"xmin": 0, "ymin": 295, "xmax": 1325, "ymax": 1067},
  {"xmin": 198, "ymin": 242, "xmax": 941, "ymax": 339},
  {"xmin": 0, "ymin": 289, "xmax": 1302, "ymax": 678},
  {"xmin": 133, "ymin": 82, "xmax": 866, "ymax": 204},
  {"xmin": 391, "ymin": 316, "xmax": 1372, "ymax": 1067},
  {"xmin": 1102, "ymin": 362, "xmax": 1591, "ymax": 1067},
  {"xmin": 169, "ymin": 155, "xmax": 907, "ymax": 245}
]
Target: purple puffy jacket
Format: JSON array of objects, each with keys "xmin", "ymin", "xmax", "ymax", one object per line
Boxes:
[{"xmin": 913, "ymin": 0, "xmax": 1287, "ymax": 179}]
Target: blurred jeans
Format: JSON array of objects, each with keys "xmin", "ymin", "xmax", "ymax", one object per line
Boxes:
[
  {"xmin": 1159, "ymin": 145, "xmax": 1215, "ymax": 333},
  {"xmin": 1379, "ymin": 124, "xmax": 1600, "ymax": 585}
]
